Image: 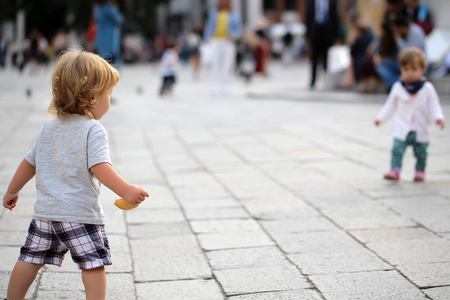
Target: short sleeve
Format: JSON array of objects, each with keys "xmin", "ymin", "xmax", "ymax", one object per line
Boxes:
[
  {"xmin": 24, "ymin": 141, "xmax": 37, "ymax": 166},
  {"xmin": 87, "ymin": 123, "xmax": 111, "ymax": 169},
  {"xmin": 23, "ymin": 123, "xmax": 47, "ymax": 166}
]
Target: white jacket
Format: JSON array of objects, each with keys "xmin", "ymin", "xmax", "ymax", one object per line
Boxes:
[{"xmin": 376, "ymin": 81, "xmax": 444, "ymax": 142}]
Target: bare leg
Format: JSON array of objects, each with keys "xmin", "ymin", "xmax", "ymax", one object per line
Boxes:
[
  {"xmin": 7, "ymin": 260, "xmax": 44, "ymax": 300},
  {"xmin": 82, "ymin": 266, "xmax": 106, "ymax": 300}
]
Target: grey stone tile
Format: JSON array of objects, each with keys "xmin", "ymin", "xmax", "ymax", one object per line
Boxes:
[
  {"xmin": 310, "ymin": 270, "xmax": 428, "ymax": 300},
  {"xmin": 107, "ymin": 251, "xmax": 133, "ymax": 273},
  {"xmin": 131, "ymin": 236, "xmax": 211, "ymax": 281},
  {"xmin": 272, "ymin": 230, "xmax": 361, "ymax": 254},
  {"xmin": 179, "ymin": 197, "xmax": 241, "ymax": 209},
  {"xmin": 128, "ymin": 221, "xmax": 192, "ymax": 239},
  {"xmin": 105, "ymin": 273, "xmax": 136, "ymax": 300},
  {"xmin": 260, "ymin": 217, "xmax": 337, "ymax": 234},
  {"xmin": 397, "ymin": 262, "xmax": 450, "ymax": 288},
  {"xmin": 381, "ymin": 196, "xmax": 450, "ymax": 233},
  {"xmin": 244, "ymin": 202, "xmax": 319, "ymax": 220},
  {"xmin": 166, "ymin": 171, "xmax": 218, "ymax": 188},
  {"xmin": 349, "ymin": 227, "xmax": 438, "ymax": 244},
  {"xmin": 321, "ymin": 204, "xmax": 416, "ymax": 229},
  {"xmin": 289, "ymin": 247, "xmax": 392, "ymax": 275},
  {"xmin": 133, "ymin": 253, "xmax": 211, "ymax": 281},
  {"xmin": 423, "ymin": 286, "xmax": 450, "ymax": 300},
  {"xmin": 0, "ymin": 215, "xmax": 32, "ymax": 232},
  {"xmin": 36, "ymin": 290, "xmax": 86, "ymax": 300},
  {"xmin": 367, "ymin": 238, "xmax": 450, "ymax": 265},
  {"xmin": 0, "ymin": 231, "xmax": 28, "ymax": 246},
  {"xmin": 0, "ymin": 247, "xmax": 20, "ymax": 272},
  {"xmin": 135, "ymin": 279, "xmax": 223, "ymax": 300},
  {"xmin": 174, "ymin": 186, "xmax": 230, "ymax": 201},
  {"xmin": 191, "ymin": 219, "xmax": 261, "ymax": 233},
  {"xmin": 214, "ymin": 266, "xmax": 310, "ymax": 296},
  {"xmin": 207, "ymin": 247, "xmax": 290, "ymax": 270},
  {"xmin": 362, "ymin": 184, "xmax": 434, "ymax": 199},
  {"xmin": 184, "ymin": 207, "xmax": 249, "ymax": 220},
  {"xmin": 197, "ymin": 231, "xmax": 274, "ymax": 251},
  {"xmin": 39, "ymin": 272, "xmax": 83, "ymax": 291},
  {"xmin": 228, "ymin": 289, "xmax": 323, "ymax": 300},
  {"xmin": 125, "ymin": 209, "xmax": 185, "ymax": 224}
]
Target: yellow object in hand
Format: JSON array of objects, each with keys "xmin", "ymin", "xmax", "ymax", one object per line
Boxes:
[{"xmin": 114, "ymin": 198, "xmax": 139, "ymax": 210}]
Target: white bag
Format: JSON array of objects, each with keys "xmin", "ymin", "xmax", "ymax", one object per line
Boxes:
[
  {"xmin": 200, "ymin": 43, "xmax": 213, "ymax": 67},
  {"xmin": 327, "ymin": 45, "xmax": 350, "ymax": 74}
]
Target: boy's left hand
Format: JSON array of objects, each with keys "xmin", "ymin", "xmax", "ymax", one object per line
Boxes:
[
  {"xmin": 436, "ymin": 119, "xmax": 445, "ymax": 130},
  {"xmin": 3, "ymin": 191, "xmax": 19, "ymax": 211}
]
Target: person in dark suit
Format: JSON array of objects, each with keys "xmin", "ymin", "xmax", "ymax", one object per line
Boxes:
[{"xmin": 305, "ymin": 0, "xmax": 340, "ymax": 89}]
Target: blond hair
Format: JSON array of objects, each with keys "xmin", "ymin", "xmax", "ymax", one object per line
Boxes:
[
  {"xmin": 50, "ymin": 50, "xmax": 119, "ymax": 118},
  {"xmin": 398, "ymin": 47, "xmax": 427, "ymax": 69}
]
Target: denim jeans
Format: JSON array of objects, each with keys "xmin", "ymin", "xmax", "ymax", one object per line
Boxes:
[
  {"xmin": 376, "ymin": 59, "xmax": 401, "ymax": 88},
  {"xmin": 391, "ymin": 132, "xmax": 429, "ymax": 171}
]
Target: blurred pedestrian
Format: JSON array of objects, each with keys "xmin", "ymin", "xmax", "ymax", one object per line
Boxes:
[
  {"xmin": 0, "ymin": 33, "xmax": 8, "ymax": 69},
  {"xmin": 305, "ymin": 0, "xmax": 340, "ymax": 89},
  {"xmin": 254, "ymin": 29, "xmax": 271, "ymax": 76},
  {"xmin": 203, "ymin": 0, "xmax": 242, "ymax": 94},
  {"xmin": 187, "ymin": 25, "xmax": 203, "ymax": 79},
  {"xmin": 51, "ymin": 29, "xmax": 68, "ymax": 59},
  {"xmin": 404, "ymin": 0, "xmax": 433, "ymax": 35},
  {"xmin": 338, "ymin": 11, "xmax": 376, "ymax": 91},
  {"xmin": 375, "ymin": 13, "xmax": 425, "ymax": 89},
  {"xmin": 3, "ymin": 49, "xmax": 149, "ymax": 300},
  {"xmin": 374, "ymin": 47, "xmax": 444, "ymax": 181},
  {"xmin": 94, "ymin": 0, "xmax": 123, "ymax": 68},
  {"xmin": 159, "ymin": 40, "xmax": 179, "ymax": 97}
]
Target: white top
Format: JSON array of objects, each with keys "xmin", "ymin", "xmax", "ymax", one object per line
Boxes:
[
  {"xmin": 24, "ymin": 115, "xmax": 111, "ymax": 224},
  {"xmin": 160, "ymin": 49, "xmax": 178, "ymax": 77},
  {"xmin": 376, "ymin": 81, "xmax": 444, "ymax": 142}
]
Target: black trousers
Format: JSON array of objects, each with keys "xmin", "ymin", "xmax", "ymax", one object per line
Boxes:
[
  {"xmin": 310, "ymin": 25, "xmax": 330, "ymax": 87},
  {"xmin": 160, "ymin": 75, "xmax": 176, "ymax": 95}
]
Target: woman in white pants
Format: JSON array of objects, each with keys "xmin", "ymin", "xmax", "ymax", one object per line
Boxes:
[{"xmin": 203, "ymin": 0, "xmax": 242, "ymax": 94}]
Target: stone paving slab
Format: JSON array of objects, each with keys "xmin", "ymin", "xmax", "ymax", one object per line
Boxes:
[
  {"xmin": 135, "ymin": 279, "xmax": 224, "ymax": 300},
  {"xmin": 367, "ymin": 238, "xmax": 450, "ymax": 265},
  {"xmin": 214, "ymin": 265, "xmax": 311, "ymax": 296},
  {"xmin": 423, "ymin": 286, "xmax": 450, "ymax": 300},
  {"xmin": 310, "ymin": 270, "xmax": 429, "ymax": 300},
  {"xmin": 227, "ymin": 289, "xmax": 323, "ymax": 300},
  {"xmin": 397, "ymin": 262, "xmax": 450, "ymax": 288},
  {"xmin": 320, "ymin": 203, "xmax": 416, "ymax": 229},
  {"xmin": 197, "ymin": 231, "xmax": 275, "ymax": 251},
  {"xmin": 288, "ymin": 246, "xmax": 392, "ymax": 275},
  {"xmin": 207, "ymin": 246, "xmax": 290, "ymax": 270},
  {"xmin": 349, "ymin": 227, "xmax": 438, "ymax": 243}
]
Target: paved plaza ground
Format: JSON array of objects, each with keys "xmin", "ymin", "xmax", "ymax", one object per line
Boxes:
[{"xmin": 0, "ymin": 61, "xmax": 450, "ymax": 299}]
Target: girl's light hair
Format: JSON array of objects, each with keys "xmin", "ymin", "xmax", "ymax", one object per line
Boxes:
[
  {"xmin": 49, "ymin": 49, "xmax": 119, "ymax": 118},
  {"xmin": 398, "ymin": 47, "xmax": 427, "ymax": 69}
]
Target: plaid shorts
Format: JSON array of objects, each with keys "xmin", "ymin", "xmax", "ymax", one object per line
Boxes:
[{"xmin": 19, "ymin": 219, "xmax": 111, "ymax": 270}]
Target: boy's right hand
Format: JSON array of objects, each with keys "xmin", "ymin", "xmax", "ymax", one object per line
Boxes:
[
  {"xmin": 122, "ymin": 185, "xmax": 149, "ymax": 206},
  {"xmin": 3, "ymin": 191, "xmax": 19, "ymax": 211},
  {"xmin": 436, "ymin": 119, "xmax": 445, "ymax": 130},
  {"xmin": 374, "ymin": 119, "xmax": 381, "ymax": 126}
]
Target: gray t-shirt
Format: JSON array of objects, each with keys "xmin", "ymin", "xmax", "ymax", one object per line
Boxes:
[{"xmin": 24, "ymin": 114, "xmax": 111, "ymax": 224}]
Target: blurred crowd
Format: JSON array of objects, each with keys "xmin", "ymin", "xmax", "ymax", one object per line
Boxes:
[{"xmin": 1, "ymin": 0, "xmax": 449, "ymax": 95}]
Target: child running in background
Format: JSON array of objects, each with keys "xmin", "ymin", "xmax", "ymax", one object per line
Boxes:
[
  {"xmin": 375, "ymin": 47, "xmax": 445, "ymax": 181},
  {"xmin": 3, "ymin": 50, "xmax": 149, "ymax": 300},
  {"xmin": 159, "ymin": 40, "xmax": 179, "ymax": 96}
]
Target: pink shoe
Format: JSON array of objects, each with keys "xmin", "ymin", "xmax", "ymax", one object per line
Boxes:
[
  {"xmin": 384, "ymin": 169, "xmax": 400, "ymax": 180},
  {"xmin": 414, "ymin": 170, "xmax": 425, "ymax": 182}
]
